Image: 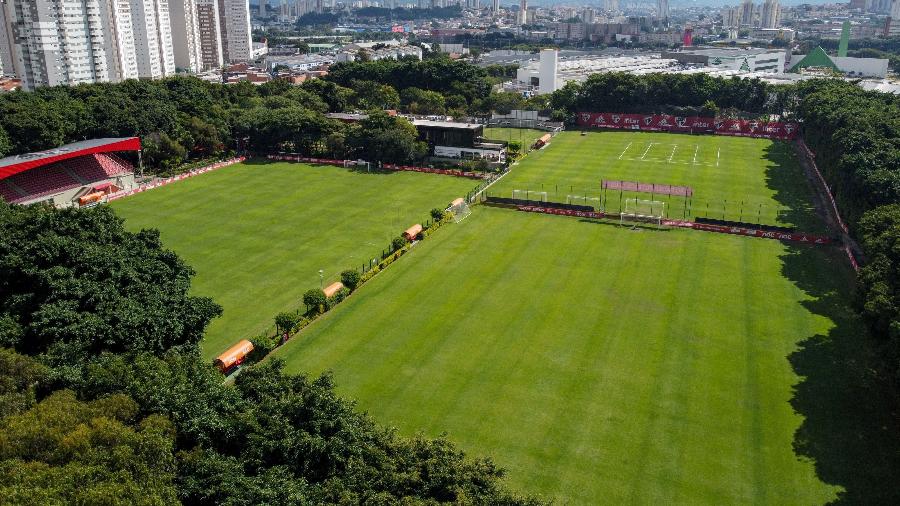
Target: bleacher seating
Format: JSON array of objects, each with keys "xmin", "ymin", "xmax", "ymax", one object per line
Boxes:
[
  {"xmin": 0, "ymin": 153, "xmax": 133, "ymax": 204},
  {"xmin": 0, "ymin": 181, "xmax": 22, "ymax": 202},
  {"xmin": 67, "ymin": 154, "xmax": 131, "ymax": 182},
  {"xmin": 3, "ymin": 164, "xmax": 81, "ymax": 202}
]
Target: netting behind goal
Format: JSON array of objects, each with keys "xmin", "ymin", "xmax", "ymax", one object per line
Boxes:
[
  {"xmin": 449, "ymin": 199, "xmax": 472, "ymax": 223},
  {"xmin": 621, "ymin": 198, "xmax": 666, "ymax": 226}
]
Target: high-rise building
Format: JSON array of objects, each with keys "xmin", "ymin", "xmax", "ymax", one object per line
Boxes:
[
  {"xmin": 169, "ymin": 0, "xmax": 202, "ymax": 71},
  {"xmin": 582, "ymin": 7, "xmax": 595, "ymax": 23},
  {"xmin": 518, "ymin": 0, "xmax": 527, "ymax": 25},
  {"xmin": 741, "ymin": 0, "xmax": 755, "ymax": 26},
  {"xmin": 217, "ymin": 0, "xmax": 251, "ymax": 62},
  {"xmin": 258, "ymin": 0, "xmax": 265, "ymax": 16},
  {"xmin": 760, "ymin": 0, "xmax": 779, "ymax": 28},
  {"xmin": 0, "ymin": 0, "xmax": 17, "ymax": 76},
  {"xmin": 887, "ymin": 0, "xmax": 900, "ymax": 36},
  {"xmin": 656, "ymin": 0, "xmax": 668, "ymax": 25},
  {"xmin": 129, "ymin": 0, "xmax": 175, "ymax": 78},
  {"xmin": 4, "ymin": 0, "xmax": 142, "ymax": 88},
  {"xmin": 722, "ymin": 5, "xmax": 742, "ymax": 28},
  {"xmin": 196, "ymin": 0, "xmax": 223, "ymax": 69}
]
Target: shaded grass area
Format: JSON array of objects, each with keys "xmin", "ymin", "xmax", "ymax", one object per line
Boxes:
[
  {"xmin": 111, "ymin": 160, "xmax": 476, "ymax": 359},
  {"xmin": 782, "ymin": 244, "xmax": 900, "ymax": 504},
  {"xmin": 491, "ymin": 130, "xmax": 822, "ymax": 231},
  {"xmin": 275, "ymin": 207, "xmax": 864, "ymax": 504}
]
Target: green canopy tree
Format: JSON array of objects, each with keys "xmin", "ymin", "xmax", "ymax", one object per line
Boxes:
[{"xmin": 0, "ymin": 202, "xmax": 221, "ymax": 380}]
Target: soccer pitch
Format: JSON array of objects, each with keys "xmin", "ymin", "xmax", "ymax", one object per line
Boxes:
[
  {"xmin": 111, "ymin": 160, "xmax": 477, "ymax": 359},
  {"xmin": 492, "ymin": 130, "xmax": 820, "ymax": 231},
  {"xmin": 274, "ymin": 207, "xmax": 856, "ymax": 503}
]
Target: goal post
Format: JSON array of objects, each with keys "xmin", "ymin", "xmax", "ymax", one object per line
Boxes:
[
  {"xmin": 512, "ymin": 189, "xmax": 547, "ymax": 202},
  {"xmin": 620, "ymin": 198, "xmax": 666, "ymax": 227},
  {"xmin": 448, "ymin": 197, "xmax": 472, "ymax": 223}
]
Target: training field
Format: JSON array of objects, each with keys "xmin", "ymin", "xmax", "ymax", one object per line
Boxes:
[
  {"xmin": 492, "ymin": 130, "xmax": 820, "ymax": 231},
  {"xmin": 111, "ymin": 160, "xmax": 476, "ymax": 359},
  {"xmin": 275, "ymin": 207, "xmax": 857, "ymax": 503},
  {"xmin": 483, "ymin": 127, "xmax": 547, "ymax": 149}
]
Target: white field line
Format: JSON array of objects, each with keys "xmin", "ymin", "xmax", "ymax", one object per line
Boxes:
[
  {"xmin": 717, "ymin": 148, "xmax": 721, "ymax": 167},
  {"xmin": 692, "ymin": 145, "xmax": 699, "ymax": 164},
  {"xmin": 668, "ymin": 144, "xmax": 678, "ymax": 163},
  {"xmin": 618, "ymin": 141, "xmax": 633, "ymax": 160},
  {"xmin": 640, "ymin": 142, "xmax": 655, "ymax": 160}
]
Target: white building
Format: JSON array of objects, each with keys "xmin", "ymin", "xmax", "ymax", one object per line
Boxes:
[
  {"xmin": 656, "ymin": 0, "xmax": 668, "ymax": 25},
  {"xmin": 169, "ymin": 0, "xmax": 202, "ymax": 71},
  {"xmin": 218, "ymin": 0, "xmax": 251, "ymax": 62},
  {"xmin": 129, "ymin": 0, "xmax": 175, "ymax": 78},
  {"xmin": 3, "ymin": 0, "xmax": 146, "ymax": 88},
  {"xmin": 538, "ymin": 48, "xmax": 557, "ymax": 94}
]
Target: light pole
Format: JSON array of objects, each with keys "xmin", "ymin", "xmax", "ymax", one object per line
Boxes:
[{"xmin": 318, "ymin": 269, "xmax": 324, "ymax": 289}]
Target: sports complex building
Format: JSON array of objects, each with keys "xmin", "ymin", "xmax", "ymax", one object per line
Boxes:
[{"xmin": 0, "ymin": 138, "xmax": 139, "ymax": 207}]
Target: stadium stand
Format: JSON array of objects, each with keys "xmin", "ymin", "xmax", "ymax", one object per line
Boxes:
[{"xmin": 0, "ymin": 138, "xmax": 140, "ymax": 207}]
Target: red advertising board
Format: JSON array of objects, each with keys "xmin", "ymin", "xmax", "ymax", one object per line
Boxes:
[
  {"xmin": 575, "ymin": 112, "xmax": 798, "ymax": 140},
  {"xmin": 516, "ymin": 205, "xmax": 831, "ymax": 245}
]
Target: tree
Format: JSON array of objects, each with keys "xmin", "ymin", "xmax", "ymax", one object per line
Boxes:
[
  {"xmin": 348, "ymin": 111, "xmax": 426, "ymax": 164},
  {"xmin": 401, "ymin": 87, "xmax": 446, "ymax": 115},
  {"xmin": 144, "ymin": 132, "xmax": 188, "ymax": 171},
  {"xmin": 0, "ymin": 202, "xmax": 221, "ymax": 380},
  {"xmin": 340, "ymin": 270, "xmax": 361, "ymax": 291},
  {"xmin": 303, "ymin": 289, "xmax": 327, "ymax": 314},
  {"xmin": 392, "ymin": 236, "xmax": 407, "ymax": 251},
  {"xmin": 275, "ymin": 312, "xmax": 302, "ymax": 335},
  {"xmin": 184, "ymin": 116, "xmax": 223, "ymax": 156},
  {"xmin": 352, "ymin": 80, "xmax": 401, "ymax": 110},
  {"xmin": 0, "ymin": 126, "xmax": 10, "ymax": 158},
  {"xmin": 430, "ymin": 208, "xmax": 444, "ymax": 221},
  {"xmin": 0, "ymin": 389, "xmax": 178, "ymax": 505},
  {"xmin": 0, "ymin": 348, "xmax": 50, "ymax": 418}
]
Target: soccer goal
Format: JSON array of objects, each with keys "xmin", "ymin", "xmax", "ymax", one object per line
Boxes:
[
  {"xmin": 620, "ymin": 198, "xmax": 666, "ymax": 227},
  {"xmin": 512, "ymin": 189, "xmax": 547, "ymax": 202},
  {"xmin": 448, "ymin": 197, "xmax": 472, "ymax": 223}
]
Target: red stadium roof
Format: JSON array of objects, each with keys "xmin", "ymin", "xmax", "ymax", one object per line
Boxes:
[{"xmin": 0, "ymin": 137, "xmax": 141, "ymax": 180}]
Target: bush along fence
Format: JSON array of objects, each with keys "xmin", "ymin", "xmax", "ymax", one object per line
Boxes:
[
  {"xmin": 222, "ymin": 208, "xmax": 456, "ymax": 376},
  {"xmin": 265, "ymin": 154, "xmax": 489, "ymax": 179}
]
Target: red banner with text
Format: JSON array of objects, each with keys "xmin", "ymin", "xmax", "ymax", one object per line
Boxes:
[{"xmin": 576, "ymin": 112, "xmax": 798, "ymax": 140}]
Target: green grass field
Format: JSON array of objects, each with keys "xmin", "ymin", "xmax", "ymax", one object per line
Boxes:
[
  {"xmin": 111, "ymin": 160, "xmax": 476, "ymax": 359},
  {"xmin": 483, "ymin": 127, "xmax": 547, "ymax": 149},
  {"xmin": 275, "ymin": 207, "xmax": 856, "ymax": 503},
  {"xmin": 492, "ymin": 130, "xmax": 820, "ymax": 231}
]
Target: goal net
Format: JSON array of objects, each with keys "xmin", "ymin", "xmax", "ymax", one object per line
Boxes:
[
  {"xmin": 620, "ymin": 198, "xmax": 666, "ymax": 227},
  {"xmin": 512, "ymin": 189, "xmax": 547, "ymax": 202},
  {"xmin": 449, "ymin": 197, "xmax": 472, "ymax": 223},
  {"xmin": 566, "ymin": 194, "xmax": 602, "ymax": 209}
]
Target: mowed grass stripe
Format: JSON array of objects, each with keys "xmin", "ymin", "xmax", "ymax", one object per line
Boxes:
[
  {"xmin": 275, "ymin": 207, "xmax": 848, "ymax": 503},
  {"xmin": 112, "ymin": 161, "xmax": 476, "ymax": 358}
]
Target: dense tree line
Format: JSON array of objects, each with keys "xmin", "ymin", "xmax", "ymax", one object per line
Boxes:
[
  {"xmin": 0, "ymin": 201, "xmax": 541, "ymax": 505},
  {"xmin": 548, "ymin": 72, "xmax": 778, "ymax": 119},
  {"xmin": 550, "ymin": 73, "xmax": 900, "ymax": 383},
  {"xmin": 0, "ymin": 59, "xmax": 494, "ymax": 168}
]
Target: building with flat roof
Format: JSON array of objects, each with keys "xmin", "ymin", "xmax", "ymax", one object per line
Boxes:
[{"xmin": 662, "ymin": 47, "xmax": 786, "ymax": 73}]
